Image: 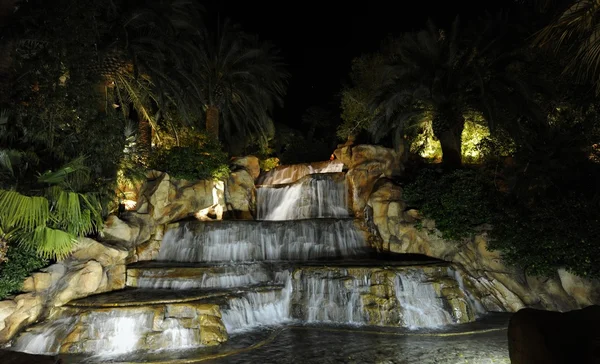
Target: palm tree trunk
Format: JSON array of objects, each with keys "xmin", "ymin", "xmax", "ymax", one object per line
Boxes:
[
  {"xmin": 434, "ymin": 111, "xmax": 465, "ymax": 169},
  {"xmin": 206, "ymin": 105, "xmax": 220, "ymax": 140},
  {"xmin": 138, "ymin": 118, "xmax": 152, "ymax": 153}
]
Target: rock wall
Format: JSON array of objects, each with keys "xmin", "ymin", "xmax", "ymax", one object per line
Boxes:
[
  {"xmin": 0, "ymin": 157, "xmax": 261, "ymax": 345},
  {"xmin": 336, "ymin": 144, "xmax": 600, "ymax": 312},
  {"xmin": 0, "ymin": 239, "xmax": 128, "ymax": 343}
]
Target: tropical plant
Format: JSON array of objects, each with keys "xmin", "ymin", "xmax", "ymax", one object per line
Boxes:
[
  {"xmin": 195, "ymin": 20, "xmax": 288, "ymax": 150},
  {"xmin": 148, "ymin": 131, "xmax": 230, "ymax": 181},
  {"xmin": 533, "ymin": 0, "xmax": 600, "ymax": 93},
  {"xmin": 0, "ymin": 156, "xmax": 103, "ymax": 260},
  {"xmin": 370, "ymin": 15, "xmax": 541, "ymax": 168},
  {"xmin": 0, "ymin": 246, "xmax": 47, "ymax": 299},
  {"xmin": 338, "ymin": 54, "xmax": 387, "ymax": 141}
]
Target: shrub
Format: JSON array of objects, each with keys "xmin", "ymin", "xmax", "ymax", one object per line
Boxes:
[
  {"xmin": 403, "ymin": 168, "xmax": 496, "ymax": 240},
  {"xmin": 0, "ymin": 246, "xmax": 48, "ymax": 299},
  {"xmin": 149, "ymin": 137, "xmax": 230, "ymax": 181},
  {"xmin": 403, "ymin": 166, "xmax": 600, "ymax": 278}
]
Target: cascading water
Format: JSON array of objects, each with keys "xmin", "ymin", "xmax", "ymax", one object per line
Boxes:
[
  {"xmin": 132, "ymin": 263, "xmax": 273, "ymax": 289},
  {"xmin": 12, "ymin": 318, "xmax": 77, "ymax": 355},
  {"xmin": 394, "ymin": 271, "xmax": 454, "ymax": 328},
  {"xmin": 221, "ymin": 273, "xmax": 293, "ymax": 332},
  {"xmin": 10, "ymin": 160, "xmax": 489, "ymax": 358},
  {"xmin": 256, "ymin": 173, "xmax": 349, "ymax": 220},
  {"xmin": 292, "ymin": 267, "xmax": 477, "ymax": 328},
  {"xmin": 157, "ymin": 219, "xmax": 365, "ymax": 262}
]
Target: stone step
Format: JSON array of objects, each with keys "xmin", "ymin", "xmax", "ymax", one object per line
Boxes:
[
  {"xmin": 66, "ymin": 286, "xmax": 285, "ymax": 308},
  {"xmin": 126, "ymin": 262, "xmax": 280, "ymax": 290}
]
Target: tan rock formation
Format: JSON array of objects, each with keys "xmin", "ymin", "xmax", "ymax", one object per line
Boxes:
[
  {"xmin": 334, "ymin": 145, "xmax": 403, "ymax": 216},
  {"xmin": 358, "ymin": 154, "xmax": 600, "ymax": 312},
  {"xmin": 136, "ymin": 171, "xmax": 215, "ymax": 224},
  {"xmin": 231, "ymin": 155, "xmax": 260, "ymax": 180},
  {"xmin": 224, "ymin": 169, "xmax": 255, "ymax": 219},
  {"xmin": 0, "ymin": 293, "xmax": 44, "ymax": 343}
]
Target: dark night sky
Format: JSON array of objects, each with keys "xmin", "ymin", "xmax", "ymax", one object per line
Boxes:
[{"xmin": 206, "ymin": 1, "xmax": 516, "ymax": 128}]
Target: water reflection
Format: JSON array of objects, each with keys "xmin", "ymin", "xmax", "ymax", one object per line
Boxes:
[{"xmin": 59, "ymin": 314, "xmax": 510, "ymax": 364}]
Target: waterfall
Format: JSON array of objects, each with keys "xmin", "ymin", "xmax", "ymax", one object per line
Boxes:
[
  {"xmin": 12, "ymin": 317, "xmax": 76, "ymax": 355},
  {"xmin": 298, "ymin": 270, "xmax": 367, "ymax": 324},
  {"xmin": 221, "ymin": 273, "xmax": 293, "ymax": 332},
  {"xmin": 133, "ymin": 264, "xmax": 272, "ymax": 290},
  {"xmin": 292, "ymin": 267, "xmax": 478, "ymax": 329},
  {"xmin": 10, "ymin": 160, "xmax": 491, "ymax": 358},
  {"xmin": 256, "ymin": 173, "xmax": 349, "ymax": 220},
  {"xmin": 157, "ymin": 220, "xmax": 366, "ymax": 262},
  {"xmin": 83, "ymin": 311, "xmax": 154, "ymax": 355},
  {"xmin": 447, "ymin": 267, "xmax": 486, "ymax": 315},
  {"xmin": 394, "ymin": 272, "xmax": 454, "ymax": 328}
]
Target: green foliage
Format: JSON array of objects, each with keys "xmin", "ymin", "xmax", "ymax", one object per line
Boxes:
[
  {"xmin": 279, "ymin": 138, "xmax": 334, "ymax": 165},
  {"xmin": 338, "ymin": 54, "xmax": 386, "ymax": 140},
  {"xmin": 0, "ymin": 159, "xmax": 104, "ymax": 260},
  {"xmin": 195, "ymin": 19, "xmax": 288, "ymax": 148},
  {"xmin": 461, "ymin": 120, "xmax": 490, "ymax": 164},
  {"xmin": 403, "ymin": 168, "xmax": 496, "ymax": 240},
  {"xmin": 0, "ymin": 246, "xmax": 48, "ymax": 300},
  {"xmin": 491, "ymin": 191, "xmax": 600, "ymax": 277},
  {"xmin": 404, "ymin": 161, "xmax": 600, "ymax": 278},
  {"xmin": 259, "ymin": 158, "xmax": 280, "ymax": 172},
  {"xmin": 149, "ymin": 136, "xmax": 230, "ymax": 181}
]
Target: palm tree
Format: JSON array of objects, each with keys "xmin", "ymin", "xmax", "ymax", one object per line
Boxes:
[
  {"xmin": 93, "ymin": 0, "xmax": 206, "ymax": 149},
  {"xmin": 0, "ymin": 153, "xmax": 103, "ymax": 260},
  {"xmin": 195, "ymin": 20, "xmax": 288, "ymax": 150},
  {"xmin": 371, "ymin": 16, "xmax": 540, "ymax": 167},
  {"xmin": 533, "ymin": 0, "xmax": 600, "ymax": 92}
]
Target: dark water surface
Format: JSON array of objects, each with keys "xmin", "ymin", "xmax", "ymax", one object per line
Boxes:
[{"xmin": 59, "ymin": 313, "xmax": 511, "ymax": 364}]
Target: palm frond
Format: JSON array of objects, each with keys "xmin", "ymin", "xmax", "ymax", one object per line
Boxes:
[
  {"xmin": 17, "ymin": 226, "xmax": 75, "ymax": 261},
  {"xmin": 0, "ymin": 189, "xmax": 50, "ymax": 231}
]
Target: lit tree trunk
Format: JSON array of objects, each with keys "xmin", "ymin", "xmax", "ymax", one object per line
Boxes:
[
  {"xmin": 206, "ymin": 105, "xmax": 220, "ymax": 140},
  {"xmin": 138, "ymin": 117, "xmax": 152, "ymax": 162},
  {"xmin": 433, "ymin": 109, "xmax": 465, "ymax": 169}
]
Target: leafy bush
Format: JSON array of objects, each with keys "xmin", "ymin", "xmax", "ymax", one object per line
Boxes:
[
  {"xmin": 403, "ymin": 168, "xmax": 496, "ymax": 240},
  {"xmin": 403, "ymin": 166, "xmax": 600, "ymax": 278},
  {"xmin": 149, "ymin": 137, "xmax": 230, "ymax": 181},
  {"xmin": 260, "ymin": 157, "xmax": 280, "ymax": 172},
  {"xmin": 0, "ymin": 246, "xmax": 48, "ymax": 299}
]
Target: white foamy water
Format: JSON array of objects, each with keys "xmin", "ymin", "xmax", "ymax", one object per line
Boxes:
[
  {"xmin": 294, "ymin": 268, "xmax": 478, "ymax": 329},
  {"xmin": 299, "ymin": 270, "xmax": 367, "ymax": 324},
  {"xmin": 394, "ymin": 271, "xmax": 454, "ymax": 328},
  {"xmin": 134, "ymin": 264, "xmax": 271, "ymax": 290},
  {"xmin": 222, "ymin": 274, "xmax": 293, "ymax": 332},
  {"xmin": 256, "ymin": 174, "xmax": 349, "ymax": 220},
  {"xmin": 12, "ymin": 317, "xmax": 77, "ymax": 355},
  {"xmin": 85, "ymin": 311, "xmax": 154, "ymax": 355},
  {"xmin": 157, "ymin": 220, "xmax": 366, "ymax": 262}
]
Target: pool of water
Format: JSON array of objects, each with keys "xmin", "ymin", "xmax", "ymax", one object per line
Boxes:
[{"xmin": 58, "ymin": 313, "xmax": 511, "ymax": 364}]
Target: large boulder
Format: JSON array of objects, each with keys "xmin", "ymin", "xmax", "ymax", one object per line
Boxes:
[
  {"xmin": 508, "ymin": 306, "xmax": 600, "ymax": 364},
  {"xmin": 231, "ymin": 156, "xmax": 260, "ymax": 180},
  {"xmin": 52, "ymin": 260, "xmax": 104, "ymax": 307},
  {"xmin": 136, "ymin": 171, "xmax": 215, "ymax": 224},
  {"xmin": 0, "ymin": 300, "xmax": 16, "ymax": 332},
  {"xmin": 334, "ymin": 145, "xmax": 403, "ymax": 216},
  {"xmin": 0, "ymin": 293, "xmax": 44, "ymax": 343},
  {"xmin": 99, "ymin": 213, "xmax": 156, "ymax": 248},
  {"xmin": 224, "ymin": 169, "xmax": 255, "ymax": 219}
]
